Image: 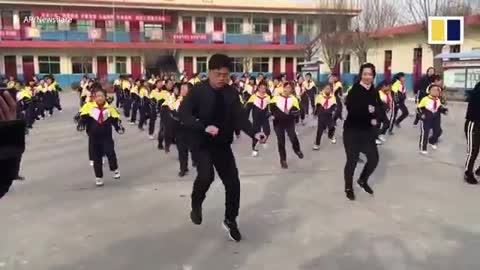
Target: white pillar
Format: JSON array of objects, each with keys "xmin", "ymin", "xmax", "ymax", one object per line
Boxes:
[
  {"xmin": 193, "ymin": 57, "xmax": 197, "ymax": 73},
  {"xmin": 192, "ymin": 17, "xmax": 196, "ymax": 33},
  {"xmin": 268, "ymin": 57, "xmax": 273, "ymax": 73},
  {"xmin": 178, "ymin": 16, "xmax": 183, "ymax": 32},
  {"xmin": 0, "ymin": 55, "xmax": 5, "ymax": 75},
  {"xmin": 139, "ymin": 21, "xmax": 144, "ymax": 32},
  {"xmin": 280, "ymin": 57, "xmax": 286, "ymax": 73},
  {"xmin": 125, "ymin": 21, "xmax": 130, "ymax": 32},
  {"xmin": 13, "ymin": 11, "xmax": 20, "ymax": 30},
  {"xmin": 61, "ymin": 56, "xmax": 71, "ymax": 74},
  {"xmin": 243, "ymin": 16, "xmax": 250, "ymax": 34},
  {"xmin": 16, "ymin": 55, "xmax": 23, "ymax": 76},
  {"xmin": 126, "ymin": 56, "xmax": 132, "ymax": 74},
  {"xmin": 206, "ymin": 15, "xmax": 213, "ymax": 33},
  {"xmin": 141, "ymin": 55, "xmax": 145, "ymax": 75},
  {"xmin": 33, "ymin": 55, "xmax": 39, "ymax": 74},
  {"xmin": 269, "ymin": 17, "xmax": 273, "ymax": 33},
  {"xmin": 281, "ymin": 18, "xmax": 286, "ymax": 35},
  {"xmin": 177, "ymin": 54, "xmax": 184, "ymax": 72},
  {"xmin": 293, "ymin": 19, "xmax": 298, "ymax": 38},
  {"xmin": 108, "ymin": 56, "xmax": 115, "ymax": 74}
]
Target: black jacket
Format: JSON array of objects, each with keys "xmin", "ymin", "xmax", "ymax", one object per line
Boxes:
[
  {"xmin": 344, "ymin": 82, "xmax": 381, "ymax": 130},
  {"xmin": 0, "ymin": 120, "xmax": 25, "ymax": 199},
  {"xmin": 179, "ymin": 80, "xmax": 255, "ymax": 148},
  {"xmin": 466, "ymin": 82, "xmax": 480, "ymax": 123}
]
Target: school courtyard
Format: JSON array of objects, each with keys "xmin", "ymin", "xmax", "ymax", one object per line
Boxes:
[{"xmin": 0, "ymin": 92, "xmax": 478, "ymax": 270}]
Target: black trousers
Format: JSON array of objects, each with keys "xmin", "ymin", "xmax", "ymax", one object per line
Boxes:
[
  {"xmin": 392, "ymin": 99, "xmax": 409, "ymax": 127},
  {"xmin": 252, "ymin": 116, "xmax": 271, "ymax": 150},
  {"xmin": 45, "ymin": 92, "xmax": 54, "ymax": 115},
  {"xmin": 192, "ymin": 145, "xmax": 240, "ymax": 221},
  {"xmin": 138, "ymin": 103, "xmax": 148, "ymax": 129},
  {"xmin": 91, "ymin": 137, "xmax": 118, "ymax": 178},
  {"xmin": 377, "ymin": 108, "xmax": 394, "ymax": 136},
  {"xmin": 465, "ymin": 120, "xmax": 480, "ymax": 173},
  {"xmin": 36, "ymin": 94, "xmax": 45, "ymax": 118},
  {"xmin": 130, "ymin": 100, "xmax": 139, "ymax": 123},
  {"xmin": 53, "ymin": 91, "xmax": 62, "ymax": 111},
  {"xmin": 148, "ymin": 106, "xmax": 158, "ymax": 135},
  {"xmin": 123, "ymin": 93, "xmax": 132, "ymax": 118},
  {"xmin": 306, "ymin": 89, "xmax": 316, "ymax": 113},
  {"xmin": 177, "ymin": 131, "xmax": 196, "ymax": 172},
  {"xmin": 274, "ymin": 122, "xmax": 301, "ymax": 161},
  {"xmin": 115, "ymin": 87, "xmax": 123, "ymax": 108},
  {"xmin": 333, "ymin": 92, "xmax": 343, "ymax": 122},
  {"xmin": 300, "ymin": 94, "xmax": 310, "ymax": 120},
  {"xmin": 158, "ymin": 108, "xmax": 174, "ymax": 149},
  {"xmin": 343, "ymin": 128, "xmax": 379, "ymax": 190},
  {"xmin": 419, "ymin": 116, "xmax": 442, "ymax": 151},
  {"xmin": 315, "ymin": 116, "xmax": 335, "ymax": 145}
]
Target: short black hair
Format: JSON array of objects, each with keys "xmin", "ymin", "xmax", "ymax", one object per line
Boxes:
[
  {"xmin": 208, "ymin": 54, "xmax": 232, "ymax": 71},
  {"xmin": 359, "ymin": 63, "xmax": 376, "ymax": 78},
  {"xmin": 431, "ymin": 74, "xmax": 443, "ymax": 81},
  {"xmin": 181, "ymin": 82, "xmax": 192, "ymax": 91},
  {"xmin": 91, "ymin": 83, "xmax": 106, "ymax": 96},
  {"xmin": 375, "ymin": 80, "xmax": 391, "ymax": 91}
]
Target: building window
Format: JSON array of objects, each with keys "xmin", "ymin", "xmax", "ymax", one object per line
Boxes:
[
  {"xmin": 252, "ymin": 57, "xmax": 269, "ymax": 73},
  {"xmin": 115, "ymin": 56, "xmax": 127, "ymax": 74},
  {"xmin": 296, "ymin": 57, "xmax": 305, "ymax": 72},
  {"xmin": 321, "ymin": 17, "xmax": 337, "ymax": 33},
  {"xmin": 71, "ymin": 20, "xmax": 92, "ymax": 32},
  {"xmin": 226, "ymin": 18, "xmax": 243, "ymax": 34},
  {"xmin": 144, "ymin": 24, "xmax": 163, "ymax": 40},
  {"xmin": 230, "ymin": 57, "xmax": 244, "ymax": 73},
  {"xmin": 115, "ymin": 21, "xmax": 126, "ymax": 32},
  {"xmin": 297, "ymin": 20, "xmax": 313, "ymax": 34},
  {"xmin": 195, "ymin": 17, "xmax": 206, "ymax": 34},
  {"xmin": 196, "ymin": 57, "xmax": 207, "ymax": 73},
  {"xmin": 38, "ymin": 56, "xmax": 61, "ymax": 74},
  {"xmin": 342, "ymin": 54, "xmax": 351, "ymax": 74},
  {"xmin": 1, "ymin": 11, "xmax": 13, "ymax": 29},
  {"xmin": 450, "ymin": 45, "xmax": 461, "ymax": 53},
  {"xmin": 38, "ymin": 20, "xmax": 58, "ymax": 31},
  {"xmin": 253, "ymin": 18, "xmax": 270, "ymax": 34},
  {"xmin": 71, "ymin": 57, "xmax": 93, "ymax": 74}
]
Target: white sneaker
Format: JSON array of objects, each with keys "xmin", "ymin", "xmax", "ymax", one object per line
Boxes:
[
  {"xmin": 95, "ymin": 178, "xmax": 104, "ymax": 186},
  {"xmin": 129, "ymin": 121, "xmax": 135, "ymax": 125},
  {"xmin": 113, "ymin": 170, "xmax": 121, "ymax": 179},
  {"xmin": 313, "ymin": 145, "xmax": 320, "ymax": 150},
  {"xmin": 149, "ymin": 135, "xmax": 155, "ymax": 140},
  {"xmin": 330, "ymin": 137, "xmax": 337, "ymax": 144},
  {"xmin": 379, "ymin": 135, "xmax": 387, "ymax": 142},
  {"xmin": 375, "ymin": 139, "xmax": 383, "ymax": 145},
  {"xmin": 251, "ymin": 150, "xmax": 259, "ymax": 157},
  {"xmin": 420, "ymin": 150, "xmax": 428, "ymax": 155},
  {"xmin": 430, "ymin": 144, "xmax": 438, "ymax": 150},
  {"xmin": 89, "ymin": 160, "xmax": 94, "ymax": 166},
  {"xmin": 102, "ymin": 158, "xmax": 106, "ymax": 165}
]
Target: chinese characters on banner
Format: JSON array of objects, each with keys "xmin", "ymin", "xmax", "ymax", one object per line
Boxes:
[
  {"xmin": 37, "ymin": 12, "xmax": 171, "ymax": 22},
  {"xmin": 0, "ymin": 30, "xmax": 19, "ymax": 38},
  {"xmin": 173, "ymin": 34, "xmax": 208, "ymax": 41}
]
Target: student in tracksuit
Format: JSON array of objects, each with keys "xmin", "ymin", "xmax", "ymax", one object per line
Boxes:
[
  {"xmin": 269, "ymin": 82, "xmax": 304, "ymax": 169},
  {"xmin": 413, "ymin": 67, "xmax": 436, "ymax": 125},
  {"xmin": 113, "ymin": 75, "xmax": 123, "ymax": 108},
  {"xmin": 417, "ymin": 84, "xmax": 448, "ymax": 155},
  {"xmin": 390, "ymin": 72, "xmax": 409, "ymax": 130},
  {"xmin": 122, "ymin": 77, "xmax": 133, "ymax": 118},
  {"xmin": 295, "ymin": 76, "xmax": 309, "ymax": 125},
  {"xmin": 375, "ymin": 80, "xmax": 394, "ymax": 145},
  {"xmin": 171, "ymin": 83, "xmax": 194, "ymax": 177},
  {"xmin": 77, "ymin": 87, "xmax": 125, "ymax": 187},
  {"xmin": 343, "ymin": 63, "xmax": 381, "ymax": 201},
  {"xmin": 303, "ymin": 73, "xmax": 317, "ymax": 114},
  {"xmin": 245, "ymin": 82, "xmax": 271, "ymax": 157},
  {"xmin": 329, "ymin": 74, "xmax": 344, "ymax": 123},
  {"xmin": 243, "ymin": 77, "xmax": 256, "ymax": 102},
  {"xmin": 16, "ymin": 82, "xmax": 35, "ymax": 130},
  {"xmin": 137, "ymin": 80, "xmax": 150, "ymax": 131},
  {"xmin": 129, "ymin": 79, "xmax": 141, "ymax": 125},
  {"xmin": 313, "ymin": 83, "xmax": 337, "ymax": 150},
  {"xmin": 464, "ymin": 81, "xmax": 480, "ymax": 185},
  {"xmin": 148, "ymin": 80, "xmax": 163, "ymax": 140},
  {"xmin": 158, "ymin": 79, "xmax": 176, "ymax": 152}
]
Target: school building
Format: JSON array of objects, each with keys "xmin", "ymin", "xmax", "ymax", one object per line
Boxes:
[
  {"xmin": 341, "ymin": 14, "xmax": 480, "ymax": 90},
  {"xmin": 0, "ymin": 0, "xmax": 360, "ymax": 87}
]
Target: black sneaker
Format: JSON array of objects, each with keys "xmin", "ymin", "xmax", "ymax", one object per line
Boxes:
[
  {"xmin": 223, "ymin": 219, "xmax": 242, "ymax": 242},
  {"xmin": 190, "ymin": 207, "xmax": 203, "ymax": 225},
  {"xmin": 464, "ymin": 172, "xmax": 479, "ymax": 185},
  {"xmin": 157, "ymin": 144, "xmax": 164, "ymax": 150},
  {"xmin": 345, "ymin": 189, "xmax": 355, "ymax": 201},
  {"xmin": 357, "ymin": 180, "xmax": 374, "ymax": 195},
  {"xmin": 475, "ymin": 168, "xmax": 480, "ymax": 177},
  {"xmin": 178, "ymin": 169, "xmax": 188, "ymax": 177},
  {"xmin": 281, "ymin": 160, "xmax": 288, "ymax": 169},
  {"xmin": 14, "ymin": 175, "xmax": 25, "ymax": 181},
  {"xmin": 295, "ymin": 151, "xmax": 304, "ymax": 159}
]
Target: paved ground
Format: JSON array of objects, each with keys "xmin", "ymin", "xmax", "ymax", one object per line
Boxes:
[{"xmin": 0, "ymin": 92, "xmax": 479, "ymax": 270}]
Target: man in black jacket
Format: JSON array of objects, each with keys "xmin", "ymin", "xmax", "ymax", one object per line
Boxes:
[
  {"xmin": 0, "ymin": 90, "xmax": 25, "ymax": 199},
  {"xmin": 179, "ymin": 54, "xmax": 266, "ymax": 242},
  {"xmin": 464, "ymin": 81, "xmax": 480, "ymax": 184}
]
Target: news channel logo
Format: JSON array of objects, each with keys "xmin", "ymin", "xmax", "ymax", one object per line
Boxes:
[{"xmin": 428, "ymin": 16, "xmax": 464, "ymax": 45}]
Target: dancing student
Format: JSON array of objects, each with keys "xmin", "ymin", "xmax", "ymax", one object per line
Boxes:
[
  {"xmin": 256, "ymin": 73, "xmax": 265, "ymax": 85},
  {"xmin": 16, "ymin": 81, "xmax": 35, "ymax": 130},
  {"xmin": 418, "ymin": 84, "xmax": 448, "ymax": 155},
  {"xmin": 313, "ymin": 83, "xmax": 337, "ymax": 150},
  {"xmin": 148, "ymin": 80, "xmax": 163, "ymax": 140},
  {"xmin": 171, "ymin": 83, "xmax": 195, "ymax": 177},
  {"xmin": 375, "ymin": 80, "xmax": 394, "ymax": 145},
  {"xmin": 343, "ymin": 63, "xmax": 381, "ymax": 201},
  {"xmin": 48, "ymin": 75, "xmax": 63, "ymax": 114},
  {"xmin": 129, "ymin": 79, "xmax": 141, "ymax": 125},
  {"xmin": 122, "ymin": 77, "xmax": 133, "ymax": 118},
  {"xmin": 245, "ymin": 82, "xmax": 271, "ymax": 157},
  {"xmin": 158, "ymin": 79, "xmax": 176, "ymax": 152},
  {"xmin": 303, "ymin": 73, "xmax": 317, "ymax": 114},
  {"xmin": 243, "ymin": 76, "xmax": 256, "ymax": 102},
  {"xmin": 178, "ymin": 54, "xmax": 266, "ymax": 242},
  {"xmin": 390, "ymin": 72, "xmax": 409, "ymax": 131},
  {"xmin": 137, "ymin": 80, "xmax": 150, "ymax": 131},
  {"xmin": 148, "ymin": 74, "xmax": 156, "ymax": 87},
  {"xmin": 77, "ymin": 86, "xmax": 125, "ymax": 187},
  {"xmin": 329, "ymin": 74, "xmax": 344, "ymax": 123},
  {"xmin": 272, "ymin": 76, "xmax": 284, "ymax": 96},
  {"xmin": 269, "ymin": 82, "xmax": 304, "ymax": 169},
  {"xmin": 188, "ymin": 73, "xmax": 201, "ymax": 85},
  {"xmin": 414, "ymin": 67, "xmax": 435, "ymax": 125},
  {"xmin": 464, "ymin": 81, "xmax": 480, "ymax": 185},
  {"xmin": 113, "ymin": 75, "xmax": 124, "ymax": 108},
  {"xmin": 6, "ymin": 75, "xmax": 16, "ymax": 89},
  {"xmin": 295, "ymin": 76, "xmax": 309, "ymax": 125}
]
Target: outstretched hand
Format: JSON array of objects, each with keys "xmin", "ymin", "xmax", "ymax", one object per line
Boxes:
[{"xmin": 255, "ymin": 132, "xmax": 267, "ymax": 144}]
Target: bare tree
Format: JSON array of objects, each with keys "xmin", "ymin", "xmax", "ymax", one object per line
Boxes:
[
  {"xmin": 242, "ymin": 57, "xmax": 252, "ymax": 73},
  {"xmin": 406, "ymin": 0, "xmax": 474, "ymax": 73},
  {"xmin": 351, "ymin": 0, "xmax": 400, "ymax": 65},
  {"xmin": 318, "ymin": 32, "xmax": 352, "ymax": 72}
]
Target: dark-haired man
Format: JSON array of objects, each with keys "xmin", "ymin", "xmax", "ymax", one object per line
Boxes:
[{"xmin": 179, "ymin": 54, "xmax": 266, "ymax": 242}]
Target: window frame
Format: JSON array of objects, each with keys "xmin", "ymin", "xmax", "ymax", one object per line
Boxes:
[
  {"xmin": 252, "ymin": 18, "xmax": 270, "ymax": 34},
  {"xmin": 195, "ymin": 17, "xmax": 206, "ymax": 34},
  {"xmin": 196, "ymin": 56, "xmax": 208, "ymax": 73},
  {"xmin": 252, "ymin": 57, "xmax": 269, "ymax": 73},
  {"xmin": 115, "ymin": 56, "xmax": 127, "ymax": 74},
  {"xmin": 230, "ymin": 57, "xmax": 244, "ymax": 73},
  {"xmin": 342, "ymin": 54, "xmax": 351, "ymax": 74},
  {"xmin": 226, "ymin": 17, "xmax": 243, "ymax": 34},
  {"xmin": 71, "ymin": 56, "xmax": 93, "ymax": 74},
  {"xmin": 38, "ymin": 56, "xmax": 61, "ymax": 74}
]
